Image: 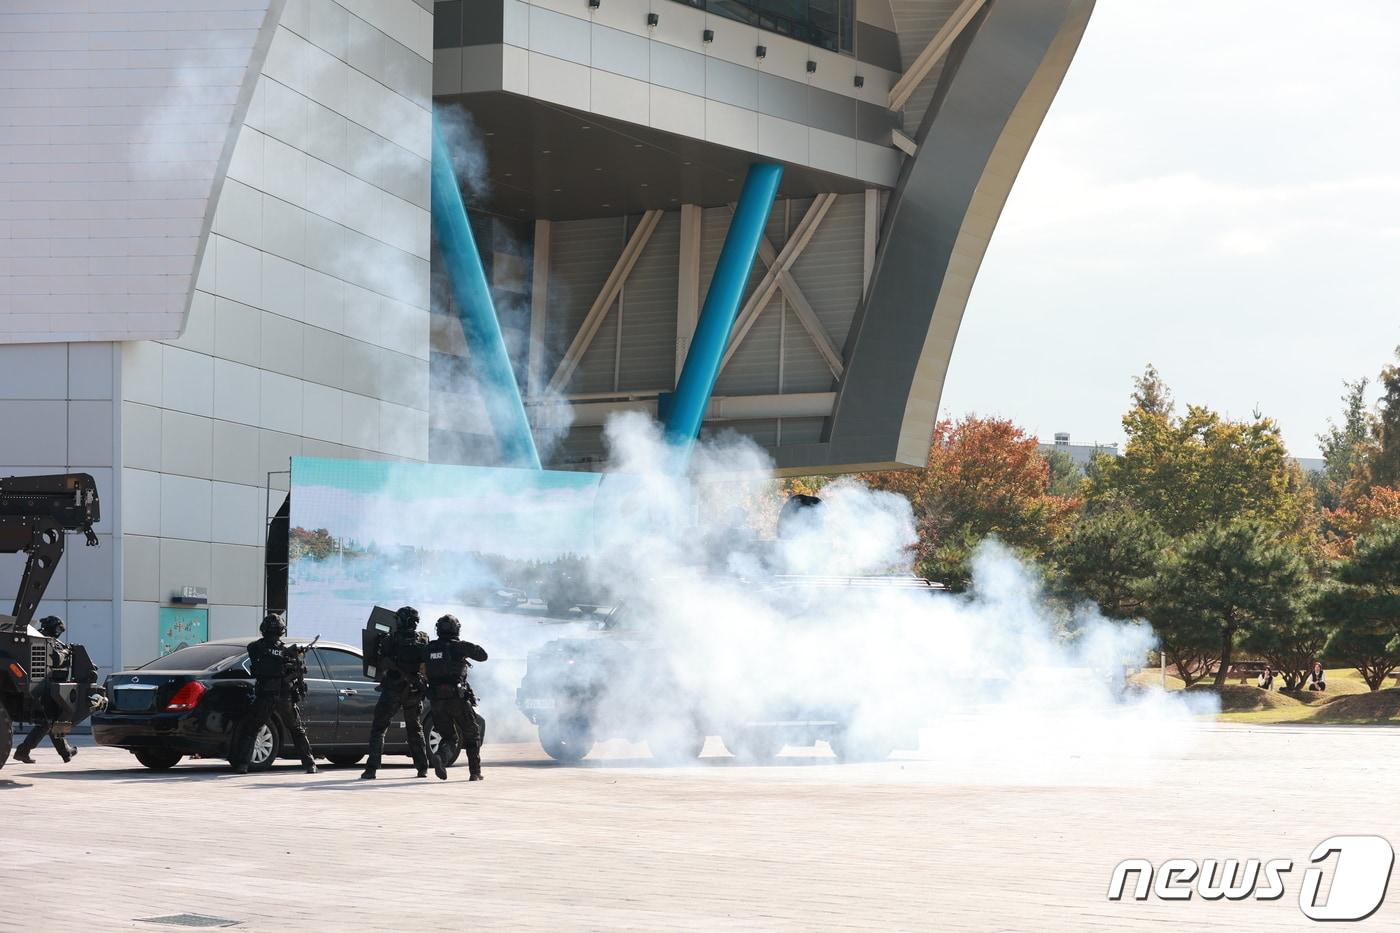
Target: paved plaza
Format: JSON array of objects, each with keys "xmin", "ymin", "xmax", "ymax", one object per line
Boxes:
[{"xmin": 6, "ymin": 723, "xmax": 1400, "ymax": 931}]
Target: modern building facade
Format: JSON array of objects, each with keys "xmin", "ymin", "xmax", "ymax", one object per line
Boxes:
[{"xmin": 0, "ymin": 0, "xmax": 1093, "ymax": 674}]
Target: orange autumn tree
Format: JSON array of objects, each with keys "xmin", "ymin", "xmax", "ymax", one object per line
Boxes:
[
  {"xmin": 862, "ymin": 416, "xmax": 1079, "ymax": 589},
  {"xmin": 1324, "ymin": 485, "xmax": 1400, "ymax": 558}
]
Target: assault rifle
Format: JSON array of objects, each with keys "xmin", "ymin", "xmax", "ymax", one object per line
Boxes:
[{"xmin": 285, "ymin": 636, "xmax": 320, "ymax": 699}]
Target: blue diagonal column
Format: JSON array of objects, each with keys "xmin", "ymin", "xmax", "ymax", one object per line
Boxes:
[
  {"xmin": 663, "ymin": 162, "xmax": 784, "ymax": 450},
  {"xmin": 430, "ymin": 116, "xmax": 541, "ymax": 470}
]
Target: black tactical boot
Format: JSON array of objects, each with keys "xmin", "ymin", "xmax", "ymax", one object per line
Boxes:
[
  {"xmin": 469, "ymin": 771, "xmax": 483, "ymax": 782},
  {"xmin": 359, "ymin": 768, "xmax": 377, "ymax": 780},
  {"xmin": 433, "ymin": 757, "xmax": 448, "ymax": 781},
  {"xmin": 13, "ymin": 747, "xmax": 35, "ymax": 764},
  {"xmin": 303, "ymin": 761, "xmax": 318, "ymax": 775},
  {"xmin": 59, "ymin": 741, "xmax": 76, "ymax": 763},
  {"xmin": 416, "ymin": 769, "xmax": 428, "ymax": 778}
]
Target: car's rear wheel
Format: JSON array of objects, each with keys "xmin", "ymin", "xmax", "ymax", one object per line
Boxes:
[
  {"xmin": 0, "ymin": 705, "xmax": 12, "ymax": 769},
  {"xmin": 427, "ymin": 719, "xmax": 461, "ymax": 767},
  {"xmin": 724, "ymin": 728, "xmax": 785, "ymax": 763},
  {"xmin": 133, "ymin": 749, "xmax": 182, "ymax": 771},
  {"xmin": 325, "ymin": 752, "xmax": 363, "ymax": 767},
  {"xmin": 539, "ymin": 717, "xmax": 594, "ymax": 763},
  {"xmin": 230, "ymin": 720, "xmax": 280, "ymax": 772}
]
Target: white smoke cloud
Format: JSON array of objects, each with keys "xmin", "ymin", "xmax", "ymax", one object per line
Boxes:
[{"xmin": 511, "ymin": 414, "xmax": 1214, "ymax": 777}]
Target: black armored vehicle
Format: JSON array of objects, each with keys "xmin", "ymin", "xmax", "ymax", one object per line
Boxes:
[
  {"xmin": 516, "ymin": 575, "xmax": 944, "ymax": 764},
  {"xmin": 0, "ymin": 473, "xmax": 104, "ymax": 768}
]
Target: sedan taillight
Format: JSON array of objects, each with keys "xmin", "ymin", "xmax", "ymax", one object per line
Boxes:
[{"xmin": 163, "ymin": 682, "xmax": 206, "ymax": 712}]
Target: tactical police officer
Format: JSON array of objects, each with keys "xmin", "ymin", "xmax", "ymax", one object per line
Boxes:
[
  {"xmin": 232, "ymin": 613, "xmax": 317, "ymax": 774},
  {"xmin": 13, "ymin": 616, "xmax": 95, "ymax": 764},
  {"xmin": 361, "ymin": 606, "xmax": 447, "ymax": 781},
  {"xmin": 426, "ymin": 614, "xmax": 488, "ymax": 781}
]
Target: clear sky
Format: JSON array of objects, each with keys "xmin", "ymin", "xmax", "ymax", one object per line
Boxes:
[{"xmin": 940, "ymin": 0, "xmax": 1400, "ymax": 458}]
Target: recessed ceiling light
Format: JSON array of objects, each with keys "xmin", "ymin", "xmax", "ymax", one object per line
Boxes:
[
  {"xmin": 601, "ymin": 202, "xmax": 611, "ymax": 207},
  {"xmin": 580, "ymin": 125, "xmax": 591, "ymax": 130},
  {"xmin": 727, "ymin": 177, "xmax": 735, "ymax": 182},
  {"xmin": 682, "ymin": 161, "xmax": 691, "ymax": 166},
  {"xmin": 503, "ymin": 172, "xmax": 512, "ymax": 177},
  {"xmin": 594, "ymin": 167, "xmax": 602, "ymax": 172},
  {"xmin": 553, "ymin": 187, "xmax": 562, "ymax": 192},
  {"xmin": 640, "ymin": 183, "xmax": 648, "ymax": 187},
  {"xmin": 633, "ymin": 143, "xmax": 642, "ymax": 149},
  {"xmin": 484, "ymin": 131, "xmax": 494, "ymax": 136},
  {"xmin": 541, "ymin": 149, "xmax": 551, "ymax": 154}
]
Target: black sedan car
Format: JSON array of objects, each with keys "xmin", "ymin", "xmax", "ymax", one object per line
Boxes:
[{"xmin": 93, "ymin": 638, "xmax": 467, "ymax": 771}]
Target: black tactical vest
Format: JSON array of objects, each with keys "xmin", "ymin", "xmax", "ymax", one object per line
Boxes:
[
  {"xmin": 425, "ymin": 638, "xmax": 470, "ymax": 686},
  {"xmin": 249, "ymin": 639, "xmax": 288, "ymax": 680},
  {"xmin": 383, "ymin": 631, "xmax": 427, "ymax": 681}
]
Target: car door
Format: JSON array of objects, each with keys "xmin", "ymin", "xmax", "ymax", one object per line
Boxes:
[
  {"xmin": 316, "ymin": 647, "xmax": 385, "ymax": 748},
  {"xmin": 298, "ymin": 649, "xmax": 341, "ymax": 747}
]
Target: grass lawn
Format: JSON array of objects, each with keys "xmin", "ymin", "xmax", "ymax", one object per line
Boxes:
[{"xmin": 1126, "ymin": 667, "xmax": 1400, "ymax": 725}]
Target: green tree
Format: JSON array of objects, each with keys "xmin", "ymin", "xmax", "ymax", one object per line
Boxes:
[
  {"xmin": 1085, "ymin": 365, "xmax": 1314, "ymax": 537},
  {"xmin": 1240, "ymin": 591, "xmax": 1328, "ymax": 690},
  {"xmin": 1313, "ymin": 377, "xmax": 1373, "ymax": 511},
  {"xmin": 1149, "ymin": 520, "xmax": 1310, "ymax": 689},
  {"xmin": 1051, "ymin": 502, "xmax": 1164, "ymax": 620},
  {"xmin": 1153, "ymin": 599, "xmax": 1220, "ymax": 686},
  {"xmin": 1368, "ymin": 349, "xmax": 1400, "ymax": 489},
  {"xmin": 1320, "ymin": 524, "xmax": 1400, "ymax": 690},
  {"xmin": 1044, "ymin": 448, "xmax": 1085, "ymax": 498}
]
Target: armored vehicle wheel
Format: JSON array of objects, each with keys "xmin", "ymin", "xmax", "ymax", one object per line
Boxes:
[
  {"xmin": 539, "ymin": 718, "xmax": 594, "ymax": 763},
  {"xmin": 133, "ymin": 749, "xmax": 182, "ymax": 771},
  {"xmin": 0, "ymin": 705, "xmax": 11, "ymax": 769},
  {"xmin": 724, "ymin": 728, "xmax": 784, "ymax": 763},
  {"xmin": 646, "ymin": 728, "xmax": 707, "ymax": 764},
  {"xmin": 325, "ymin": 752, "xmax": 363, "ymax": 766},
  {"xmin": 428, "ymin": 720, "xmax": 461, "ymax": 767},
  {"xmin": 829, "ymin": 728, "xmax": 895, "ymax": 763}
]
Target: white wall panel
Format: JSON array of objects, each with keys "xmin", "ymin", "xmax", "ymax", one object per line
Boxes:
[
  {"xmin": 0, "ymin": 1, "xmax": 278, "ymax": 345},
  {"xmin": 6, "ymin": 1, "xmax": 434, "ymax": 664}
]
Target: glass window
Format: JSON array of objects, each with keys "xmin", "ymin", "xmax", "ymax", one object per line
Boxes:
[
  {"xmin": 139, "ymin": 644, "xmax": 246, "ymax": 672},
  {"xmin": 317, "ymin": 648, "xmax": 371, "ymax": 683},
  {"xmin": 666, "ymin": 0, "xmax": 849, "ymax": 54}
]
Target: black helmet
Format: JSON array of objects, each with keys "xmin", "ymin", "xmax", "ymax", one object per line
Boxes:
[
  {"xmin": 38, "ymin": 615, "xmax": 65, "ymax": 638},
  {"xmin": 395, "ymin": 606, "xmax": 420, "ymax": 632},
  {"xmin": 260, "ymin": 613, "xmax": 287, "ymax": 638},
  {"xmin": 436, "ymin": 614, "xmax": 461, "ymax": 638}
]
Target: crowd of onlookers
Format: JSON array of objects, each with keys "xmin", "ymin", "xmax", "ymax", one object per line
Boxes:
[{"xmin": 1256, "ymin": 661, "xmax": 1327, "ymax": 692}]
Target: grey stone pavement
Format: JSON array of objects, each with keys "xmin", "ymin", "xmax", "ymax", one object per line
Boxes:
[{"xmin": 4, "ymin": 723, "xmax": 1399, "ymax": 931}]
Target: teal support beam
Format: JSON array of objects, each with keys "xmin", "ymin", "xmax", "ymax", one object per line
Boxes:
[
  {"xmin": 663, "ymin": 162, "xmax": 784, "ymax": 450},
  {"xmin": 430, "ymin": 116, "xmax": 541, "ymax": 470}
]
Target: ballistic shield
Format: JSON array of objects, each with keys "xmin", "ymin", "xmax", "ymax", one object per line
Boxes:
[{"xmin": 362, "ymin": 606, "xmax": 397, "ymax": 678}]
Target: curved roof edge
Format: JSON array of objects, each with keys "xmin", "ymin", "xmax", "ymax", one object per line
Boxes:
[
  {"xmin": 803, "ymin": 0, "xmax": 1095, "ymax": 472},
  {"xmin": 0, "ymin": 1, "xmax": 282, "ymax": 345}
]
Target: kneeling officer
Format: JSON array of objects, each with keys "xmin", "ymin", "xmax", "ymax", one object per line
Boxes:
[
  {"xmin": 361, "ymin": 606, "xmax": 447, "ymax": 781},
  {"xmin": 233, "ymin": 613, "xmax": 317, "ymax": 774},
  {"xmin": 426, "ymin": 614, "xmax": 488, "ymax": 781}
]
